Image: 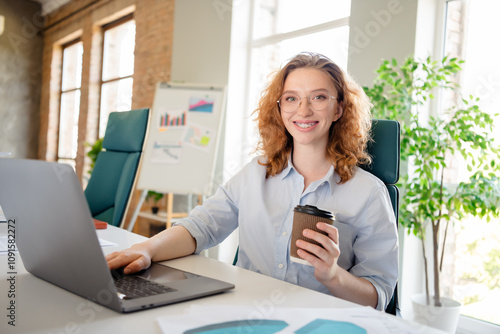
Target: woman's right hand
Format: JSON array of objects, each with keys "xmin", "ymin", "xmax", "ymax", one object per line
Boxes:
[
  {"xmin": 106, "ymin": 242, "xmax": 153, "ymax": 274},
  {"xmin": 106, "ymin": 225, "xmax": 197, "ymax": 275}
]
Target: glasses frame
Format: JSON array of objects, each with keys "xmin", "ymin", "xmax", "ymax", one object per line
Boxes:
[{"xmin": 277, "ymin": 94, "xmax": 337, "ymax": 113}]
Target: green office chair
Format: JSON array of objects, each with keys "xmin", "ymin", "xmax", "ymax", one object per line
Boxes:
[
  {"xmin": 232, "ymin": 119, "xmax": 400, "ymax": 314},
  {"xmin": 360, "ymin": 119, "xmax": 400, "ymax": 315},
  {"xmin": 362, "ymin": 119, "xmax": 400, "ymax": 222},
  {"xmin": 84, "ymin": 108, "xmax": 150, "ymax": 228}
]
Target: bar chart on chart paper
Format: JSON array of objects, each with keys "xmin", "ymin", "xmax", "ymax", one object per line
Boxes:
[{"xmin": 159, "ymin": 110, "xmax": 187, "ymax": 128}]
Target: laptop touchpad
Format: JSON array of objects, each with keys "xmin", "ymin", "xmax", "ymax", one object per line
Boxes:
[{"xmin": 136, "ymin": 263, "xmax": 199, "ymax": 284}]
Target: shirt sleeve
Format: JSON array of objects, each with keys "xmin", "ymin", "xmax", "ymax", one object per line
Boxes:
[
  {"xmin": 173, "ymin": 180, "xmax": 240, "ymax": 254},
  {"xmin": 349, "ymin": 183, "xmax": 399, "ymax": 311}
]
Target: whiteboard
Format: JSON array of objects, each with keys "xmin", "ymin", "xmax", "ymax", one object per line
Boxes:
[{"xmin": 137, "ymin": 82, "xmax": 226, "ymax": 195}]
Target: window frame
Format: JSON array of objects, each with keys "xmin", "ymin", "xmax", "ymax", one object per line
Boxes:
[
  {"xmin": 98, "ymin": 13, "xmax": 135, "ymax": 137},
  {"xmin": 57, "ymin": 38, "xmax": 83, "ymax": 165}
]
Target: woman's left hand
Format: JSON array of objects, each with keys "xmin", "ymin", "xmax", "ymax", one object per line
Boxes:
[{"xmin": 295, "ymin": 222, "xmax": 340, "ymax": 284}]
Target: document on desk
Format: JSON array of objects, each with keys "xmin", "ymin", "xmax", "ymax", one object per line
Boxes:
[
  {"xmin": 0, "ymin": 237, "xmax": 116, "ymax": 254},
  {"xmin": 0, "ymin": 204, "xmax": 6, "ymax": 222},
  {"xmin": 157, "ymin": 305, "xmax": 434, "ymax": 334},
  {"xmin": 97, "ymin": 238, "xmax": 117, "ymax": 248},
  {"xmin": 0, "ymin": 236, "xmax": 16, "ymax": 253}
]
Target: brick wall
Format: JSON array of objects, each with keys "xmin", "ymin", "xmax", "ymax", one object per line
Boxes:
[{"xmin": 38, "ymin": 0, "xmax": 175, "ymax": 180}]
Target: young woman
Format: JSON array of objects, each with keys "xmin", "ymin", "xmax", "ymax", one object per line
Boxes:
[{"xmin": 106, "ymin": 52, "xmax": 398, "ymax": 310}]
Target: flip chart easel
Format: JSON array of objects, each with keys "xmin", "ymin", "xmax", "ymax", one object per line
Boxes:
[{"xmin": 127, "ymin": 82, "xmax": 226, "ymax": 231}]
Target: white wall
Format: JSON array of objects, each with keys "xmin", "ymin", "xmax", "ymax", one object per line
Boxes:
[
  {"xmin": 347, "ymin": 0, "xmax": 418, "ymax": 86},
  {"xmin": 171, "ymin": 0, "xmax": 232, "ymax": 86}
]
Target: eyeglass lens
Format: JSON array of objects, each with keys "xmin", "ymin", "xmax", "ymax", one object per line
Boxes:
[{"xmin": 278, "ymin": 93, "xmax": 334, "ymax": 113}]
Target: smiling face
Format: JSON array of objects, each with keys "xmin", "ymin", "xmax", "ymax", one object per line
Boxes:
[{"xmin": 280, "ymin": 67, "xmax": 343, "ymax": 152}]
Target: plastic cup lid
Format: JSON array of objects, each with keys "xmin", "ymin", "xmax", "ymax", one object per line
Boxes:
[{"xmin": 293, "ymin": 205, "xmax": 335, "ymax": 220}]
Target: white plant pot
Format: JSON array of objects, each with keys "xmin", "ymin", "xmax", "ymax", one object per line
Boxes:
[{"xmin": 411, "ymin": 293, "xmax": 461, "ymax": 333}]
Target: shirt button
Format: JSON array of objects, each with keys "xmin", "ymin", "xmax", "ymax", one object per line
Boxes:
[
  {"xmin": 282, "ymin": 231, "xmax": 287, "ymax": 236},
  {"xmin": 278, "ymin": 263, "xmax": 284, "ymax": 269}
]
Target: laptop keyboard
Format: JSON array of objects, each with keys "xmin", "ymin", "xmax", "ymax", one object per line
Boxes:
[{"xmin": 113, "ymin": 272, "xmax": 177, "ymax": 300}]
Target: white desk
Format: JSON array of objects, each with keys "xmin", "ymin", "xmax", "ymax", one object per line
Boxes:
[{"xmin": 0, "ymin": 225, "xmax": 442, "ymax": 334}]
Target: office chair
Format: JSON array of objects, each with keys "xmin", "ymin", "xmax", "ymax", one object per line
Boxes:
[
  {"xmin": 361, "ymin": 119, "xmax": 400, "ymax": 315},
  {"xmin": 84, "ymin": 108, "xmax": 150, "ymax": 228},
  {"xmin": 232, "ymin": 119, "xmax": 400, "ymax": 315}
]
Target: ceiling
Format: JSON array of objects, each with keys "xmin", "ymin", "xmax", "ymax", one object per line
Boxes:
[{"xmin": 30, "ymin": 0, "xmax": 72, "ymax": 16}]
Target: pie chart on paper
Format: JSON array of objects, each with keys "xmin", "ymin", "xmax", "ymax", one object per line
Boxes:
[
  {"xmin": 295, "ymin": 319, "xmax": 367, "ymax": 334},
  {"xmin": 182, "ymin": 318, "xmax": 367, "ymax": 334},
  {"xmin": 183, "ymin": 319, "xmax": 288, "ymax": 334}
]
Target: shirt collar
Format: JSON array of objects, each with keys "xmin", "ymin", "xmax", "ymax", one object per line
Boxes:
[
  {"xmin": 327, "ymin": 166, "xmax": 338, "ymax": 194},
  {"xmin": 316, "ymin": 164, "xmax": 336, "ymax": 195},
  {"xmin": 280, "ymin": 155, "xmax": 338, "ymax": 195},
  {"xmin": 280, "ymin": 155, "xmax": 295, "ymax": 180}
]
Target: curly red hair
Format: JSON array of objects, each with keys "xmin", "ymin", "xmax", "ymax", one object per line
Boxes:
[{"xmin": 254, "ymin": 52, "xmax": 372, "ymax": 184}]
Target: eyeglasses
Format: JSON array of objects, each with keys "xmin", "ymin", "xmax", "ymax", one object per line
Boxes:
[{"xmin": 277, "ymin": 92, "xmax": 337, "ymax": 113}]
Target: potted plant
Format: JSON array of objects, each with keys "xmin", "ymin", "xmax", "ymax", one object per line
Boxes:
[
  {"xmin": 146, "ymin": 191, "xmax": 163, "ymax": 214},
  {"xmin": 364, "ymin": 56, "xmax": 500, "ymax": 332},
  {"xmin": 86, "ymin": 138, "xmax": 103, "ymax": 175}
]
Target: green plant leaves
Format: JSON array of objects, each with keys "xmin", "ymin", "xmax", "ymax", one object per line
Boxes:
[
  {"xmin": 363, "ymin": 56, "xmax": 500, "ymax": 237},
  {"xmin": 86, "ymin": 138, "xmax": 103, "ymax": 174},
  {"xmin": 147, "ymin": 191, "xmax": 164, "ymax": 203}
]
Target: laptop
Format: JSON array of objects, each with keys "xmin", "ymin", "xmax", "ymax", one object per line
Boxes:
[{"xmin": 0, "ymin": 158, "xmax": 234, "ymax": 313}]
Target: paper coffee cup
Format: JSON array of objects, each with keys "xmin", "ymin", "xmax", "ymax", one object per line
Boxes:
[{"xmin": 290, "ymin": 205, "xmax": 335, "ymax": 265}]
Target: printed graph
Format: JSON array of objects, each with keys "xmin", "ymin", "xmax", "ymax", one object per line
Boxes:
[
  {"xmin": 189, "ymin": 96, "xmax": 214, "ymax": 113},
  {"xmin": 183, "ymin": 123, "xmax": 214, "ymax": 152},
  {"xmin": 184, "ymin": 320, "xmax": 288, "ymax": 334},
  {"xmin": 157, "ymin": 305, "xmax": 415, "ymax": 334},
  {"xmin": 182, "ymin": 319, "xmax": 366, "ymax": 334},
  {"xmin": 159, "ymin": 110, "xmax": 187, "ymax": 127},
  {"xmin": 151, "ymin": 141, "xmax": 182, "ymax": 164}
]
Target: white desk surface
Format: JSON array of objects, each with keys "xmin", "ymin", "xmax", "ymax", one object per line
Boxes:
[{"xmin": 0, "ymin": 225, "xmax": 442, "ymax": 334}]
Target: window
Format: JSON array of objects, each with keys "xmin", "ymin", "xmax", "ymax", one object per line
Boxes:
[
  {"xmin": 442, "ymin": 0, "xmax": 500, "ymax": 326},
  {"xmin": 244, "ymin": 0, "xmax": 351, "ymax": 158},
  {"xmin": 58, "ymin": 40, "xmax": 83, "ymax": 168},
  {"xmin": 99, "ymin": 16, "xmax": 136, "ymax": 137}
]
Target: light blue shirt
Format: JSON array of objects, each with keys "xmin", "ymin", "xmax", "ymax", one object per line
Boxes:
[{"xmin": 175, "ymin": 156, "xmax": 398, "ymax": 310}]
